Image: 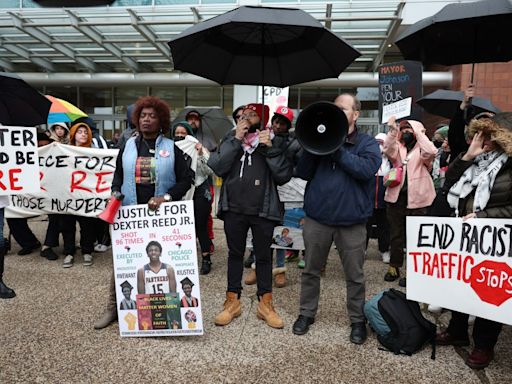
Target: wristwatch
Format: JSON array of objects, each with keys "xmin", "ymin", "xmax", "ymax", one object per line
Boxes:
[{"xmin": 163, "ymin": 193, "xmax": 172, "ymax": 202}]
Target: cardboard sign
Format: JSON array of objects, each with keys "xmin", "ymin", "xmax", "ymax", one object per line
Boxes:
[
  {"xmin": 111, "ymin": 201, "xmax": 203, "ymax": 337},
  {"xmin": 5, "ymin": 142, "xmax": 117, "ymax": 218},
  {"xmin": 407, "ymin": 216, "xmax": 512, "ymax": 325},
  {"xmin": 0, "ymin": 126, "xmax": 39, "ymax": 195},
  {"xmin": 378, "ymin": 61, "xmax": 423, "ymax": 123}
]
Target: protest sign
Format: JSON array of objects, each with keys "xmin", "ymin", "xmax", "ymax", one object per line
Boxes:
[
  {"xmin": 381, "ymin": 97, "xmax": 412, "ymax": 124},
  {"xmin": 257, "ymin": 86, "xmax": 290, "ymax": 125},
  {"xmin": 407, "ymin": 216, "xmax": 512, "ymax": 325},
  {"xmin": 111, "ymin": 201, "xmax": 203, "ymax": 337},
  {"xmin": 5, "ymin": 142, "xmax": 117, "ymax": 218},
  {"xmin": 0, "ymin": 126, "xmax": 39, "ymax": 195},
  {"xmin": 378, "ymin": 61, "xmax": 422, "ymax": 123}
]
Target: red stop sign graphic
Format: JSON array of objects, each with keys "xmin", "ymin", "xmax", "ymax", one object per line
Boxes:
[{"xmin": 469, "ymin": 260, "xmax": 512, "ymax": 306}]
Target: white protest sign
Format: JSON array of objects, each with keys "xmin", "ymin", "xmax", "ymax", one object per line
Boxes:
[
  {"xmin": 381, "ymin": 97, "xmax": 412, "ymax": 124},
  {"xmin": 257, "ymin": 86, "xmax": 289, "ymax": 125},
  {"xmin": 407, "ymin": 216, "xmax": 512, "ymax": 325},
  {"xmin": 111, "ymin": 201, "xmax": 203, "ymax": 337},
  {"xmin": 0, "ymin": 126, "xmax": 39, "ymax": 195},
  {"xmin": 5, "ymin": 142, "xmax": 117, "ymax": 218}
]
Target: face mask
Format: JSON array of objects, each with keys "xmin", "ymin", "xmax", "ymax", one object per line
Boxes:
[
  {"xmin": 433, "ymin": 140, "xmax": 443, "ymax": 148},
  {"xmin": 401, "ymin": 132, "xmax": 415, "ymax": 146},
  {"xmin": 173, "ymin": 136, "xmax": 185, "ymax": 141}
]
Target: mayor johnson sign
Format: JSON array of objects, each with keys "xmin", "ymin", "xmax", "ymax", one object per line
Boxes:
[{"xmin": 407, "ymin": 217, "xmax": 512, "ymax": 325}]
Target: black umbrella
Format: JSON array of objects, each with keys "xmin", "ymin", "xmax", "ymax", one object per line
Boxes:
[
  {"xmin": 395, "ymin": 0, "xmax": 512, "ymax": 81},
  {"xmin": 0, "ymin": 72, "xmax": 51, "ymax": 126},
  {"xmin": 169, "ymin": 6, "xmax": 360, "ymax": 88},
  {"xmin": 417, "ymin": 89, "xmax": 501, "ymax": 119},
  {"xmin": 172, "ymin": 106, "xmax": 234, "ymax": 151}
]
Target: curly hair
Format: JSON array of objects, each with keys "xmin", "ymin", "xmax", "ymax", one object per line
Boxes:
[
  {"xmin": 131, "ymin": 96, "xmax": 171, "ymax": 135},
  {"xmin": 145, "ymin": 240, "xmax": 162, "ymax": 254},
  {"xmin": 467, "ymin": 112, "xmax": 512, "ymax": 156}
]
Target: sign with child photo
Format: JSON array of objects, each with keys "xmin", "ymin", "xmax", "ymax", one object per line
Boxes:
[
  {"xmin": 407, "ymin": 216, "xmax": 512, "ymax": 325},
  {"xmin": 111, "ymin": 201, "xmax": 203, "ymax": 337}
]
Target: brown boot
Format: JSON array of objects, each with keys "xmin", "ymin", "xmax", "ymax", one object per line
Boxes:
[
  {"xmin": 214, "ymin": 292, "xmax": 241, "ymax": 326},
  {"xmin": 257, "ymin": 293, "xmax": 284, "ymax": 329},
  {"xmin": 244, "ymin": 268, "xmax": 257, "ymax": 285},
  {"xmin": 273, "ymin": 267, "xmax": 287, "ymax": 288}
]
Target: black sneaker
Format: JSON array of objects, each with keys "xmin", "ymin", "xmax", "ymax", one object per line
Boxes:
[
  {"xmin": 350, "ymin": 322, "xmax": 367, "ymax": 344},
  {"xmin": 40, "ymin": 247, "xmax": 59, "ymax": 261},
  {"xmin": 292, "ymin": 315, "xmax": 315, "ymax": 335},
  {"xmin": 17, "ymin": 241, "xmax": 41, "ymax": 256},
  {"xmin": 398, "ymin": 277, "xmax": 407, "ymax": 287},
  {"xmin": 200, "ymin": 259, "xmax": 212, "ymax": 275}
]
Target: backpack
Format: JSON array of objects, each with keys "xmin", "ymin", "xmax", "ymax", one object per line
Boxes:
[{"xmin": 366, "ymin": 289, "xmax": 437, "ymax": 359}]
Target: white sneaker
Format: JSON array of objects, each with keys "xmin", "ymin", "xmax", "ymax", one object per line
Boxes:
[
  {"xmin": 83, "ymin": 254, "xmax": 93, "ymax": 267},
  {"xmin": 94, "ymin": 244, "xmax": 111, "ymax": 253},
  {"xmin": 63, "ymin": 255, "xmax": 74, "ymax": 268},
  {"xmin": 381, "ymin": 251, "xmax": 390, "ymax": 264},
  {"xmin": 428, "ymin": 304, "xmax": 443, "ymax": 314}
]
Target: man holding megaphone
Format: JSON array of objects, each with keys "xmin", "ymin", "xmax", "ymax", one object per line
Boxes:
[{"xmin": 292, "ymin": 94, "xmax": 381, "ymax": 345}]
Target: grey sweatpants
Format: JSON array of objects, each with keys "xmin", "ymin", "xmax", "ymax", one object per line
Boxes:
[{"xmin": 299, "ymin": 217, "xmax": 366, "ymax": 324}]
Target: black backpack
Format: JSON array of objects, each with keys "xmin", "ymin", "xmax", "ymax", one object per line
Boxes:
[{"xmin": 377, "ymin": 289, "xmax": 437, "ymax": 359}]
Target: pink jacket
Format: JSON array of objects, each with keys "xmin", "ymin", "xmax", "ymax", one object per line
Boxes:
[{"xmin": 383, "ymin": 120, "xmax": 437, "ymax": 209}]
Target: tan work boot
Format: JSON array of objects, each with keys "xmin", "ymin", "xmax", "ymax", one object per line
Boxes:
[
  {"xmin": 214, "ymin": 292, "xmax": 241, "ymax": 326},
  {"xmin": 257, "ymin": 293, "xmax": 284, "ymax": 329},
  {"xmin": 273, "ymin": 267, "xmax": 287, "ymax": 288},
  {"xmin": 244, "ymin": 268, "xmax": 257, "ymax": 285}
]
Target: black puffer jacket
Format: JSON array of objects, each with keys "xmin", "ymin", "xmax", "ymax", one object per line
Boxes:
[
  {"xmin": 444, "ymin": 154, "xmax": 512, "ymax": 218},
  {"xmin": 208, "ymin": 131, "xmax": 292, "ymax": 222}
]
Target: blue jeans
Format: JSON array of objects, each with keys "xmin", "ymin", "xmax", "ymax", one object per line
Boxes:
[{"xmin": 275, "ymin": 249, "xmax": 285, "ymax": 268}]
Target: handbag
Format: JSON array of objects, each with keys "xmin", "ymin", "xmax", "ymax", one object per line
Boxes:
[
  {"xmin": 383, "ymin": 152, "xmax": 411, "ymax": 188},
  {"xmin": 383, "ymin": 166, "xmax": 403, "ymax": 188}
]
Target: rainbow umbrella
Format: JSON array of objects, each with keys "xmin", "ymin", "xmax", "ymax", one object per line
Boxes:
[{"xmin": 46, "ymin": 95, "xmax": 87, "ymax": 124}]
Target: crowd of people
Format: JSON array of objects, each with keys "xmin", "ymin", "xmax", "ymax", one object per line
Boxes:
[{"xmin": 1, "ymin": 85, "xmax": 510, "ymax": 370}]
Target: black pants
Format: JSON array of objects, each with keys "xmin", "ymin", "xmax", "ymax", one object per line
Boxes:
[
  {"xmin": 44, "ymin": 214, "xmax": 60, "ymax": 247},
  {"xmin": 365, "ymin": 208, "xmax": 390, "ymax": 253},
  {"xmin": 446, "ymin": 311, "xmax": 502, "ymax": 349},
  {"xmin": 386, "ymin": 191, "xmax": 427, "ymax": 268},
  {"xmin": 7, "ymin": 218, "xmax": 39, "ymax": 248},
  {"xmin": 224, "ymin": 211, "xmax": 275, "ymax": 296},
  {"xmin": 95, "ymin": 218, "xmax": 111, "ymax": 246},
  {"xmin": 194, "ymin": 185, "xmax": 213, "ymax": 254},
  {"xmin": 60, "ymin": 215, "xmax": 96, "ymax": 255}
]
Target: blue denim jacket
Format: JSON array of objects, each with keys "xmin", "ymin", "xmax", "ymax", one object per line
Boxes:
[{"xmin": 121, "ymin": 135, "xmax": 176, "ymax": 206}]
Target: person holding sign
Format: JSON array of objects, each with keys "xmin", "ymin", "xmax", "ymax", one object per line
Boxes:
[
  {"xmin": 383, "ymin": 118, "xmax": 437, "ymax": 285},
  {"xmin": 93, "ymin": 96, "xmax": 193, "ymax": 330},
  {"xmin": 437, "ymin": 112, "xmax": 512, "ymax": 369},
  {"xmin": 172, "ymin": 121, "xmax": 214, "ymax": 275},
  {"xmin": 208, "ymin": 103, "xmax": 292, "ymax": 329},
  {"xmin": 60, "ymin": 122, "xmax": 98, "ymax": 268},
  {"xmin": 137, "ymin": 241, "xmax": 176, "ymax": 295}
]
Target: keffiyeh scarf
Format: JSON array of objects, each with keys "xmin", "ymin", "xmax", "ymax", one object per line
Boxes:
[{"xmin": 447, "ymin": 150, "xmax": 508, "ymax": 216}]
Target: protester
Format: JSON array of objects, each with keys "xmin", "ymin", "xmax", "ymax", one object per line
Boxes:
[
  {"xmin": 208, "ymin": 103, "xmax": 292, "ymax": 329},
  {"xmin": 244, "ymin": 105, "xmax": 299, "ymax": 287},
  {"xmin": 185, "ymin": 109, "xmax": 216, "ymax": 252},
  {"xmin": 48, "ymin": 122, "xmax": 70, "ymax": 144},
  {"xmin": 0, "ymin": 195, "xmax": 15, "ymax": 299},
  {"xmin": 437, "ymin": 112, "xmax": 512, "ymax": 369},
  {"xmin": 383, "ymin": 117, "xmax": 437, "ymax": 285},
  {"xmin": 172, "ymin": 120, "xmax": 214, "ymax": 275},
  {"xmin": 232, "ymin": 105, "xmax": 244, "ymax": 125},
  {"xmin": 60, "ymin": 122, "xmax": 97, "ymax": 268},
  {"xmin": 366, "ymin": 132, "xmax": 391, "ymax": 264},
  {"xmin": 292, "ymin": 94, "xmax": 380, "ymax": 344},
  {"xmin": 432, "ymin": 125, "xmax": 451, "ymax": 189},
  {"xmin": 6, "ymin": 133, "xmax": 60, "ymax": 261},
  {"xmin": 94, "ymin": 95, "xmax": 193, "ymax": 330},
  {"xmin": 117, "ymin": 104, "xmax": 137, "ymax": 149}
]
